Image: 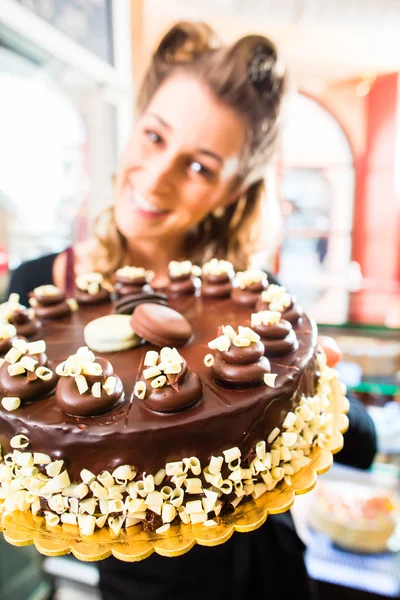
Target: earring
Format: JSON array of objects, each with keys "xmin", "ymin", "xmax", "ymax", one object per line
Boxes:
[{"xmin": 212, "ymin": 207, "xmax": 225, "ymax": 219}]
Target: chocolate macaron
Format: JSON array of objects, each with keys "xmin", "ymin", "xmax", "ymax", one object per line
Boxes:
[{"xmin": 130, "ymin": 304, "xmax": 192, "ymax": 347}]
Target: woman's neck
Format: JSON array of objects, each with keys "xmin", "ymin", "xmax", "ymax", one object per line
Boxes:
[{"xmin": 126, "ymin": 236, "xmax": 185, "ymax": 287}]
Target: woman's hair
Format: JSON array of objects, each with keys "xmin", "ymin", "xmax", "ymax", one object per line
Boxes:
[{"xmin": 91, "ymin": 21, "xmax": 287, "ymax": 276}]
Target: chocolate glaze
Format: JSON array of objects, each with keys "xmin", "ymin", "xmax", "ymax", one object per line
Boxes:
[
  {"xmin": 75, "ymin": 287, "xmax": 110, "ymax": 306},
  {"xmin": 253, "ymin": 320, "xmax": 299, "ymax": 356},
  {"xmin": 0, "ymin": 295, "xmax": 318, "ymax": 480},
  {"xmin": 0, "ymin": 351, "xmax": 58, "ymax": 403},
  {"xmin": 202, "ymin": 273, "xmax": 232, "ymax": 298},
  {"xmin": 167, "ymin": 274, "xmax": 196, "ymax": 296},
  {"xmin": 115, "ymin": 290, "xmax": 168, "ymax": 315},
  {"xmin": 141, "ymin": 360, "xmax": 202, "ymax": 413},
  {"xmin": 9, "ymin": 309, "xmax": 40, "ymax": 338},
  {"xmin": 56, "ymin": 357, "xmax": 124, "ymax": 417}
]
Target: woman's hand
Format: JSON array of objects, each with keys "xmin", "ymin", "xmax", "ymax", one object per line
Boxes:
[{"xmin": 317, "ymin": 335, "xmax": 343, "ymax": 367}]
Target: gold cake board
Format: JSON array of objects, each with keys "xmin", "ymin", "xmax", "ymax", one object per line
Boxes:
[{"xmin": 0, "ymin": 377, "xmax": 349, "ymax": 562}]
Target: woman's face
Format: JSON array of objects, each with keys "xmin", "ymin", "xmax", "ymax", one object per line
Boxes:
[{"xmin": 115, "ymin": 75, "xmax": 247, "ymax": 244}]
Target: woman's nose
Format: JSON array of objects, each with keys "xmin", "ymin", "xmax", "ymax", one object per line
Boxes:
[{"xmin": 145, "ymin": 152, "xmax": 177, "ymax": 194}]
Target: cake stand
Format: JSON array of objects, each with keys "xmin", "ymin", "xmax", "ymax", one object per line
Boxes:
[{"xmin": 0, "ymin": 372, "xmax": 349, "ymax": 562}]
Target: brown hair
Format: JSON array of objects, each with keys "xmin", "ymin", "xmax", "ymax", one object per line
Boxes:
[{"xmin": 91, "ymin": 22, "xmax": 287, "ymax": 277}]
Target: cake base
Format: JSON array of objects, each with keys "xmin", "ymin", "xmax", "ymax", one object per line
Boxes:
[{"xmin": 0, "ymin": 373, "xmax": 349, "ymax": 562}]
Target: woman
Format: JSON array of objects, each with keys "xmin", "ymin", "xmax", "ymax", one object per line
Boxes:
[{"xmin": 8, "ymin": 22, "xmax": 376, "ymax": 600}]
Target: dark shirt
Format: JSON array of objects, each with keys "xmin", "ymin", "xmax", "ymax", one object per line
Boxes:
[{"xmin": 7, "ymin": 253, "xmax": 377, "ymax": 600}]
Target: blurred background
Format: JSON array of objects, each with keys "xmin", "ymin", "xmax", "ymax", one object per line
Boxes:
[{"xmin": 0, "ymin": 1, "xmax": 399, "ymax": 599}]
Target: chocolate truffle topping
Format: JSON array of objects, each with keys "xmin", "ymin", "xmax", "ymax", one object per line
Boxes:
[
  {"xmin": 231, "ymin": 269, "xmax": 268, "ymax": 308},
  {"xmin": 136, "ymin": 348, "xmax": 202, "ymax": 413},
  {"xmin": 31, "ymin": 285, "xmax": 71, "ymax": 320},
  {"xmin": 0, "ymin": 340, "xmax": 58, "ymax": 403},
  {"xmin": 251, "ymin": 311, "xmax": 299, "ymax": 356},
  {"xmin": 75, "ymin": 272, "xmax": 110, "ymax": 306},
  {"xmin": 255, "ymin": 284, "xmax": 303, "ymax": 324},
  {"xmin": 55, "ymin": 350, "xmax": 123, "ymax": 417}
]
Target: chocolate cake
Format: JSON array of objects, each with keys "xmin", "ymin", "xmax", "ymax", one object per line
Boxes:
[{"xmin": 0, "ymin": 266, "xmax": 337, "ymax": 537}]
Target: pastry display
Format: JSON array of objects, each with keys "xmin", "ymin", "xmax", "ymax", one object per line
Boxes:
[
  {"xmin": 75, "ymin": 272, "xmax": 110, "ymax": 306},
  {"xmin": 114, "ymin": 266, "xmax": 154, "ymax": 298},
  {"xmin": 309, "ymin": 482, "xmax": 397, "ymax": 553},
  {"xmin": 231, "ymin": 269, "xmax": 268, "ymax": 307},
  {"xmin": 0, "ymin": 261, "xmax": 342, "ymax": 540},
  {"xmin": 29, "ymin": 285, "xmax": 73, "ymax": 320},
  {"xmin": 201, "ymin": 259, "xmax": 234, "ymax": 298},
  {"xmin": 167, "ymin": 260, "xmax": 201, "ymax": 296}
]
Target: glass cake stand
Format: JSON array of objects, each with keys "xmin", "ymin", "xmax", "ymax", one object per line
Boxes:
[{"xmin": 0, "ymin": 375, "xmax": 349, "ymax": 562}]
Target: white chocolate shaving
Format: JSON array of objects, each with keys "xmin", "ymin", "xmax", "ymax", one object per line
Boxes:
[
  {"xmin": 4, "ymin": 347, "xmax": 23, "ymax": 365},
  {"xmin": 204, "ymin": 353, "xmax": 214, "ymax": 367},
  {"xmin": 134, "ymin": 381, "xmax": 146, "ymax": 399},
  {"xmin": 168, "ymin": 260, "xmax": 193, "ymax": 277},
  {"xmin": 75, "ymin": 375, "xmax": 89, "ymax": 395},
  {"xmin": 7, "ymin": 363, "xmax": 26, "ymax": 377},
  {"xmin": 235, "ymin": 269, "xmax": 267, "ymax": 289},
  {"xmin": 208, "ymin": 334, "xmax": 231, "ymax": 352},
  {"xmin": 36, "ymin": 366, "xmax": 53, "ymax": 381},
  {"xmin": 91, "ymin": 382, "xmax": 102, "ymax": 398},
  {"xmin": 151, "ymin": 375, "xmax": 167, "ymax": 389},
  {"xmin": 66, "ymin": 298, "xmax": 79, "ymax": 312},
  {"xmin": 267, "ymin": 427, "xmax": 280, "ymax": 445},
  {"xmin": 116, "ymin": 266, "xmax": 154, "ymax": 281},
  {"xmin": 10, "ymin": 435, "xmax": 30, "ymax": 449},
  {"xmin": 1, "ymin": 397, "xmax": 21, "ymax": 411},
  {"xmin": 202, "ymin": 258, "xmax": 234, "ymax": 277},
  {"xmin": 0, "ymin": 324, "xmax": 17, "ymax": 340},
  {"xmin": 143, "ymin": 366, "xmax": 161, "ymax": 380},
  {"xmin": 223, "ymin": 447, "xmax": 241, "ymax": 463},
  {"xmin": 264, "ymin": 373, "xmax": 278, "ymax": 387},
  {"xmin": 156, "ymin": 523, "xmax": 170, "ymax": 534},
  {"xmin": 144, "ymin": 351, "xmax": 159, "ymax": 367}
]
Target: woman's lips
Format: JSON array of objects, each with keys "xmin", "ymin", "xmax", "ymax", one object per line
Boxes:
[{"xmin": 129, "ymin": 189, "xmax": 170, "ymax": 219}]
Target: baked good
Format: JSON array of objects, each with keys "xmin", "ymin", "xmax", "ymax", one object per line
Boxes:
[
  {"xmin": 0, "ymin": 267, "xmax": 339, "ymax": 537},
  {"xmin": 309, "ymin": 482, "xmax": 396, "ymax": 553},
  {"xmin": 83, "ymin": 314, "xmax": 142, "ymax": 353},
  {"xmin": 130, "ymin": 304, "xmax": 193, "ymax": 347}
]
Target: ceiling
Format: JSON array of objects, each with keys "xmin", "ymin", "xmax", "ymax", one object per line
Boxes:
[{"xmin": 144, "ymin": 0, "xmax": 400, "ymax": 81}]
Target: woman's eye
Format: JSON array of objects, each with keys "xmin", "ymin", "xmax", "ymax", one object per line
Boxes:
[
  {"xmin": 190, "ymin": 161, "xmax": 214, "ymax": 179},
  {"xmin": 145, "ymin": 130, "xmax": 162, "ymax": 144}
]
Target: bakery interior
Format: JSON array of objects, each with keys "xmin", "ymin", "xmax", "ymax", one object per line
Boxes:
[{"xmin": 0, "ymin": 0, "xmax": 399, "ymax": 599}]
